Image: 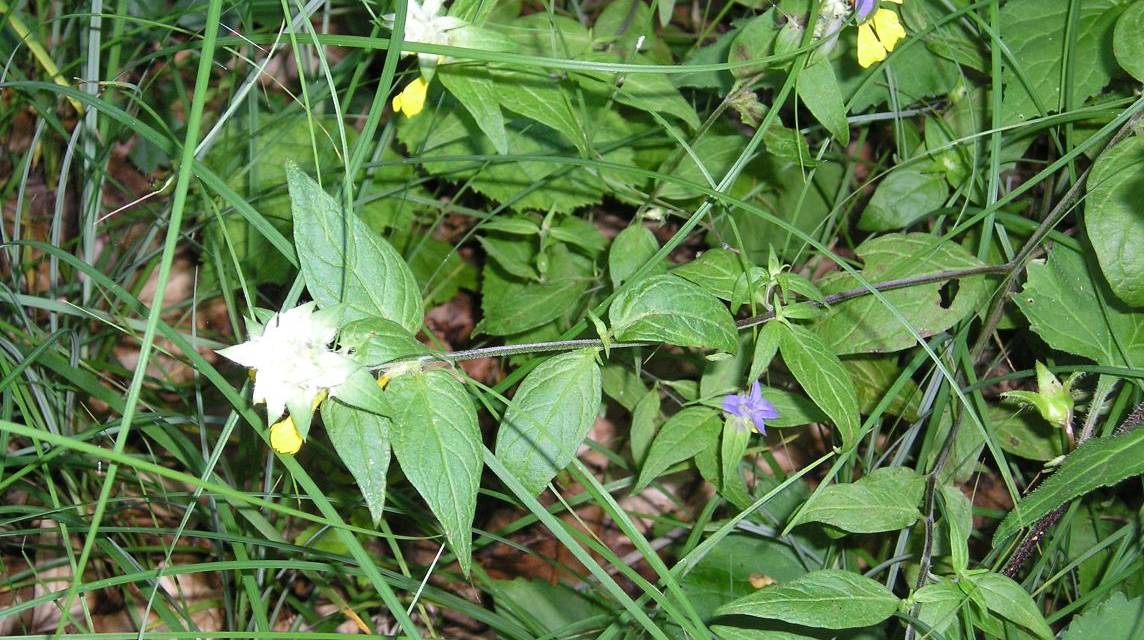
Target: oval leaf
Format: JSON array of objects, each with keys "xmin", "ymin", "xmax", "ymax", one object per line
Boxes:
[
  {"xmin": 321, "ymin": 400, "xmax": 391, "ymax": 525},
  {"xmin": 993, "ymin": 427, "xmax": 1144, "ymax": 545},
  {"xmin": 798, "ymin": 59, "xmax": 849, "ymax": 145},
  {"xmin": 287, "ymin": 164, "xmax": 423, "ymax": 332},
  {"xmin": 609, "ymin": 224, "xmax": 663, "ymax": 288},
  {"xmin": 788, "ymin": 467, "xmax": 924, "ymax": 533},
  {"xmin": 858, "ymin": 166, "xmax": 949, "ymax": 231},
  {"xmin": 634, "ymin": 406, "xmax": 721, "ymax": 492},
  {"xmin": 1085, "ymin": 135, "xmax": 1144, "ymax": 306},
  {"xmin": 777, "ymin": 323, "xmax": 860, "ymax": 449},
  {"xmin": 495, "ymin": 349, "xmax": 602, "ymax": 496},
  {"xmin": 714, "ymin": 569, "xmax": 900, "ymax": 629},
  {"xmin": 387, "ymin": 369, "xmax": 482, "ymax": 576},
  {"xmin": 966, "ymin": 571, "xmax": 1053, "ymax": 640},
  {"xmin": 339, "ymin": 317, "xmax": 429, "ymax": 366},
  {"xmin": 610, "ymin": 274, "xmax": 738, "ymax": 353}
]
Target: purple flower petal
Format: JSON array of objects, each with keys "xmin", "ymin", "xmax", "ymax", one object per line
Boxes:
[
  {"xmin": 722, "ymin": 381, "xmax": 780, "ymax": 435},
  {"xmin": 854, "ymin": 0, "xmax": 877, "ymax": 21}
]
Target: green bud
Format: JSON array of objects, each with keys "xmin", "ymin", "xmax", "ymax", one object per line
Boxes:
[{"xmin": 1001, "ymin": 361, "xmax": 1075, "ymax": 429}]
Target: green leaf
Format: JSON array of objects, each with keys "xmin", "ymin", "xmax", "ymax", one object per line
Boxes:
[
  {"xmin": 858, "ymin": 166, "xmax": 949, "ymax": 231},
  {"xmin": 549, "ymin": 216, "xmax": 608, "ymax": 257},
  {"xmin": 672, "ymin": 248, "xmax": 747, "ymax": 301},
  {"xmin": 714, "ymin": 569, "xmax": 900, "ymax": 629},
  {"xmin": 321, "ymin": 400, "xmax": 391, "ymax": 525},
  {"xmin": 438, "ymin": 65, "xmax": 508, "ymax": 154},
  {"xmin": 999, "ymin": 0, "xmax": 1132, "ymax": 124},
  {"xmin": 761, "ymin": 387, "xmax": 828, "ymax": 428},
  {"xmin": 797, "ymin": 59, "xmax": 848, "ymax": 145},
  {"xmin": 777, "ymin": 323, "xmax": 860, "ymax": 449},
  {"xmin": 713, "ymin": 626, "xmax": 817, "ymax": 640},
  {"xmin": 939, "ymin": 484, "xmax": 973, "ymax": 574},
  {"xmin": 286, "ymin": 164, "xmax": 423, "ymax": 332},
  {"xmin": 965, "ymin": 571, "xmax": 1053, "ymax": 640},
  {"xmin": 993, "ymin": 427, "xmax": 1144, "ymax": 545},
  {"xmin": 748, "ymin": 321, "xmax": 781, "ymax": 384},
  {"xmin": 491, "ymin": 578, "xmax": 608, "ymax": 635},
  {"xmin": 988, "ymin": 402, "xmax": 1065, "ymax": 462},
  {"xmin": 610, "ymin": 275, "xmax": 739, "ymax": 353},
  {"xmin": 814, "ymin": 233, "xmax": 990, "ymax": 354},
  {"xmin": 1062, "ymin": 592, "xmax": 1144, "ymax": 640},
  {"xmin": 728, "ymin": 10, "xmax": 782, "ymax": 79},
  {"xmin": 1016, "ymin": 246, "xmax": 1144, "ymax": 367},
  {"xmin": 495, "ymin": 349, "xmax": 602, "ymax": 496},
  {"xmin": 911, "ymin": 579, "xmax": 969, "ymax": 638},
  {"xmin": 387, "ymin": 369, "xmax": 482, "ymax": 576},
  {"xmin": 630, "ymin": 386, "xmax": 661, "ymax": 465},
  {"xmin": 660, "ymin": 134, "xmax": 745, "ymax": 201},
  {"xmin": 1086, "ymin": 135, "xmax": 1144, "ymax": 306},
  {"xmin": 634, "ymin": 406, "xmax": 721, "ymax": 491},
  {"xmin": 480, "ymin": 244, "xmax": 594, "ymax": 336},
  {"xmin": 330, "ymin": 366, "xmax": 392, "ymax": 417},
  {"xmin": 489, "ymin": 67, "xmax": 584, "ymax": 151},
  {"xmin": 575, "ymin": 61, "xmax": 701, "ymax": 129},
  {"xmin": 683, "ymin": 529, "xmax": 813, "ymax": 623},
  {"xmin": 1114, "ymin": 2, "xmax": 1144, "ymax": 81},
  {"xmin": 609, "ymin": 223, "xmax": 664, "ymax": 288},
  {"xmin": 788, "ymin": 467, "xmax": 924, "ymax": 533},
  {"xmin": 843, "ymin": 356, "xmax": 920, "ymax": 420},
  {"xmin": 479, "ymin": 234, "xmax": 540, "ymax": 281},
  {"xmin": 339, "ymin": 317, "xmax": 429, "ymax": 366}
]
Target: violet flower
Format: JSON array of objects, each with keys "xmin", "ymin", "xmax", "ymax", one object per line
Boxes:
[{"xmin": 722, "ymin": 381, "xmax": 780, "ymax": 435}]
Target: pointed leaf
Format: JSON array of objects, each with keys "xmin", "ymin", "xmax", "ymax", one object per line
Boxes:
[
  {"xmin": 1085, "ymin": 134, "xmax": 1144, "ymax": 306},
  {"xmin": 287, "ymin": 164, "xmax": 423, "ymax": 332},
  {"xmin": 715, "ymin": 569, "xmax": 900, "ymax": 629},
  {"xmin": 993, "ymin": 427, "xmax": 1144, "ymax": 545},
  {"xmin": 610, "ymin": 274, "xmax": 738, "ymax": 353},
  {"xmin": 798, "ymin": 59, "xmax": 848, "ymax": 145},
  {"xmin": 777, "ymin": 323, "xmax": 860, "ymax": 449},
  {"xmin": 438, "ymin": 65, "xmax": 508, "ymax": 154},
  {"xmin": 789, "ymin": 467, "xmax": 924, "ymax": 533},
  {"xmin": 966, "ymin": 571, "xmax": 1053, "ymax": 640},
  {"xmin": 495, "ymin": 349, "xmax": 602, "ymax": 496},
  {"xmin": 321, "ymin": 400, "xmax": 391, "ymax": 525},
  {"xmin": 634, "ymin": 407, "xmax": 721, "ymax": 491},
  {"xmin": 387, "ymin": 369, "xmax": 482, "ymax": 575}
]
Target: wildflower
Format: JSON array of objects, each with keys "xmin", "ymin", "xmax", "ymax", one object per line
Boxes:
[
  {"xmin": 392, "ymin": 76, "xmax": 429, "ymax": 117},
  {"xmin": 855, "ymin": 0, "xmax": 906, "ymax": 68},
  {"xmin": 269, "ymin": 417, "xmax": 304, "ymax": 455},
  {"xmin": 722, "ymin": 381, "xmax": 780, "ymax": 436},
  {"xmin": 217, "ymin": 302, "xmax": 356, "ymax": 425},
  {"xmin": 382, "ymin": 0, "xmax": 466, "ymax": 70}
]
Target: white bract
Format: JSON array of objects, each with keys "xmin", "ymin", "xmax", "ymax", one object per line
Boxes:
[
  {"xmin": 218, "ymin": 303, "xmax": 356, "ymax": 423},
  {"xmin": 382, "ymin": 0, "xmax": 466, "ymax": 69}
]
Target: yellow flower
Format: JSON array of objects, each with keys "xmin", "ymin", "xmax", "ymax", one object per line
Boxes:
[
  {"xmin": 856, "ymin": 4, "xmax": 906, "ymax": 68},
  {"xmin": 392, "ymin": 77, "xmax": 429, "ymax": 118},
  {"xmin": 269, "ymin": 417, "xmax": 303, "ymax": 455}
]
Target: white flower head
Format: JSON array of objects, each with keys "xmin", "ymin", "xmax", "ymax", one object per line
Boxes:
[
  {"xmin": 218, "ymin": 302, "xmax": 356, "ymax": 423},
  {"xmin": 382, "ymin": 0, "xmax": 467, "ymax": 70}
]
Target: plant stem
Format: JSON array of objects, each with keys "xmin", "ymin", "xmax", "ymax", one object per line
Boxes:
[{"xmin": 413, "ymin": 262, "xmax": 1010, "ymax": 365}]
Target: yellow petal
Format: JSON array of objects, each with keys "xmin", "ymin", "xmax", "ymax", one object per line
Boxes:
[
  {"xmin": 392, "ymin": 93, "xmax": 404, "ymax": 113},
  {"xmin": 396, "ymin": 77, "xmax": 429, "ymax": 117},
  {"xmin": 883, "ymin": 0, "xmax": 902, "ymax": 3},
  {"xmin": 857, "ymin": 22, "xmax": 886, "ymax": 68},
  {"xmin": 872, "ymin": 8, "xmax": 906, "ymax": 53},
  {"xmin": 377, "ymin": 374, "xmax": 390, "ymax": 389},
  {"xmin": 269, "ymin": 417, "xmax": 303, "ymax": 455}
]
